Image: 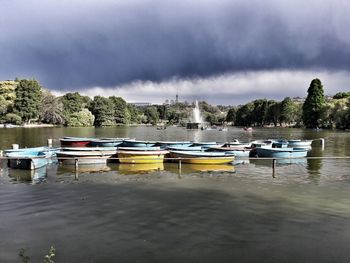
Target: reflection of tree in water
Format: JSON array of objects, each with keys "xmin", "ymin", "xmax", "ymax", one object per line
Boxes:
[{"xmin": 306, "ymin": 147, "xmax": 324, "ymax": 182}]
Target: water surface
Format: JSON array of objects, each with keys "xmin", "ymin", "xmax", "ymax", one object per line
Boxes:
[{"xmin": 0, "ymin": 126, "xmax": 350, "ymax": 262}]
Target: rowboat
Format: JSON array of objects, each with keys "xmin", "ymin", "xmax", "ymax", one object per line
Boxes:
[
  {"xmin": 209, "ymin": 145, "xmax": 252, "ymax": 157},
  {"xmin": 5, "ymin": 147, "xmax": 59, "ymax": 169},
  {"xmin": 155, "ymin": 141, "xmax": 192, "ymax": 149},
  {"xmin": 167, "ymin": 146, "xmax": 203, "ymax": 151},
  {"xmin": 117, "ymin": 150, "xmax": 168, "ymax": 164},
  {"xmin": 169, "ymin": 151, "xmax": 235, "ymax": 164},
  {"xmin": 89, "ymin": 139, "xmax": 124, "ymax": 147},
  {"xmin": 225, "ymin": 140, "xmax": 252, "ymax": 147},
  {"xmin": 60, "ymin": 137, "xmax": 92, "ymax": 147},
  {"xmin": 190, "ymin": 142, "xmax": 222, "ymax": 149},
  {"xmin": 117, "ymin": 146, "xmax": 161, "ymax": 151},
  {"xmin": 286, "ymin": 139, "xmax": 313, "ymax": 148},
  {"xmin": 121, "ymin": 140, "xmax": 157, "ymax": 147},
  {"xmin": 255, "ymin": 147, "xmax": 308, "ymax": 158},
  {"xmin": 6, "ymin": 151, "xmax": 49, "ymax": 170},
  {"xmin": 56, "ymin": 149, "xmax": 118, "ymax": 165}
]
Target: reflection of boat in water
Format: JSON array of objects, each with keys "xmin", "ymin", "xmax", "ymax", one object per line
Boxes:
[
  {"xmin": 169, "ymin": 151, "xmax": 235, "ymax": 164},
  {"xmin": 8, "ymin": 166, "xmax": 47, "ymax": 183},
  {"xmin": 181, "ymin": 163, "xmax": 235, "ymax": 173},
  {"xmin": 58, "ymin": 163, "xmax": 111, "ymax": 173},
  {"xmin": 118, "ymin": 163, "xmax": 164, "ymax": 174},
  {"xmin": 164, "ymin": 163, "xmax": 235, "ymax": 174},
  {"xmin": 249, "ymin": 158, "xmax": 307, "ymax": 167}
]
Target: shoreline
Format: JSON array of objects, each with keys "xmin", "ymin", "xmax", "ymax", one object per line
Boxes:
[{"xmin": 0, "ymin": 124, "xmax": 58, "ymax": 128}]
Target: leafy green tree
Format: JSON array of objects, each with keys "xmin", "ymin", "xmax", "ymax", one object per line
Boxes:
[
  {"xmin": 109, "ymin": 96, "xmax": 129, "ymax": 124},
  {"xmin": 266, "ymin": 101, "xmax": 280, "ymax": 126},
  {"xmin": 60, "ymin": 92, "xmax": 84, "ymax": 115},
  {"xmin": 279, "ymin": 97, "xmax": 299, "ymax": 125},
  {"xmin": 39, "ymin": 90, "xmax": 65, "ymax": 125},
  {"xmin": 66, "ymin": 109, "xmax": 94, "ymax": 127},
  {"xmin": 252, "ymin": 99, "xmax": 269, "ymax": 126},
  {"xmin": 145, "ymin": 106, "xmax": 159, "ymax": 125},
  {"xmin": 206, "ymin": 113, "xmax": 218, "ymax": 125},
  {"xmin": 226, "ymin": 108, "xmax": 237, "ymax": 124},
  {"xmin": 2, "ymin": 113, "xmax": 22, "ymax": 124},
  {"xmin": 235, "ymin": 103, "xmax": 254, "ymax": 126},
  {"xmin": 0, "ymin": 80, "xmax": 17, "ymax": 113},
  {"xmin": 127, "ymin": 104, "xmax": 141, "ymax": 124},
  {"xmin": 0, "ymin": 95, "xmax": 8, "ymax": 116},
  {"xmin": 90, "ymin": 96, "xmax": 115, "ymax": 126},
  {"xmin": 13, "ymin": 79, "xmax": 42, "ymax": 123},
  {"xmin": 333, "ymin": 92, "xmax": 350, "ymax": 99},
  {"xmin": 302, "ymin": 79, "xmax": 326, "ymax": 128}
]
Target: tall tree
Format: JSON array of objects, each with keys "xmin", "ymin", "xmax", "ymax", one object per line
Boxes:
[
  {"xmin": 109, "ymin": 96, "xmax": 129, "ymax": 124},
  {"xmin": 13, "ymin": 79, "xmax": 42, "ymax": 123},
  {"xmin": 302, "ymin": 79, "xmax": 326, "ymax": 128},
  {"xmin": 226, "ymin": 108, "xmax": 237, "ymax": 124},
  {"xmin": 279, "ymin": 97, "xmax": 298, "ymax": 125},
  {"xmin": 60, "ymin": 92, "xmax": 85, "ymax": 115},
  {"xmin": 144, "ymin": 106, "xmax": 159, "ymax": 125},
  {"xmin": 39, "ymin": 90, "xmax": 65, "ymax": 125},
  {"xmin": 90, "ymin": 96, "xmax": 115, "ymax": 126}
]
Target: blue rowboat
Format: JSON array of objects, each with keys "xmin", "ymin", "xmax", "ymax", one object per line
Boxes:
[
  {"xmin": 190, "ymin": 142, "xmax": 222, "ymax": 149},
  {"xmin": 6, "ymin": 151, "xmax": 49, "ymax": 170},
  {"xmin": 287, "ymin": 139, "xmax": 312, "ymax": 148},
  {"xmin": 117, "ymin": 146, "xmax": 161, "ymax": 151},
  {"xmin": 225, "ymin": 140, "xmax": 252, "ymax": 147},
  {"xmin": 121, "ymin": 140, "xmax": 156, "ymax": 147},
  {"xmin": 255, "ymin": 147, "xmax": 308, "ymax": 158},
  {"xmin": 169, "ymin": 150, "xmax": 235, "ymax": 164},
  {"xmin": 167, "ymin": 146, "xmax": 203, "ymax": 151},
  {"xmin": 208, "ymin": 146, "xmax": 251, "ymax": 157},
  {"xmin": 155, "ymin": 141, "xmax": 193, "ymax": 149},
  {"xmin": 89, "ymin": 139, "xmax": 124, "ymax": 147},
  {"xmin": 5, "ymin": 147, "xmax": 59, "ymax": 164}
]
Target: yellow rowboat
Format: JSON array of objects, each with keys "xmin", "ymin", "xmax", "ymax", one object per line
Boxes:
[
  {"xmin": 169, "ymin": 150, "xmax": 235, "ymax": 164},
  {"xmin": 117, "ymin": 150, "xmax": 169, "ymax": 164}
]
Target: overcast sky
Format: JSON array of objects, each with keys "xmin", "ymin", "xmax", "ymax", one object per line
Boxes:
[{"xmin": 1, "ymin": 0, "xmax": 350, "ymax": 105}]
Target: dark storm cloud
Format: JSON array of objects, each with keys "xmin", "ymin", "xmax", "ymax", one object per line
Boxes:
[{"xmin": 1, "ymin": 0, "xmax": 350, "ymax": 91}]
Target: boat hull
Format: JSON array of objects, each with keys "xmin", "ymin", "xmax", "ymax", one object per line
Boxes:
[
  {"xmin": 60, "ymin": 139, "xmax": 91, "ymax": 147},
  {"xmin": 117, "ymin": 150, "xmax": 168, "ymax": 164},
  {"xmin": 8, "ymin": 157, "xmax": 47, "ymax": 170},
  {"xmin": 57, "ymin": 150, "xmax": 117, "ymax": 165},
  {"xmin": 256, "ymin": 147, "xmax": 308, "ymax": 158}
]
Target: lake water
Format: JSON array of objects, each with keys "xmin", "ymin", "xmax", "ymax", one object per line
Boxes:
[{"xmin": 1, "ymin": 126, "xmax": 350, "ymax": 262}]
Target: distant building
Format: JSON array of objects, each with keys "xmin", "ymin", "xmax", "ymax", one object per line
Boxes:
[
  {"xmin": 292, "ymin": 96, "xmax": 305, "ymax": 103},
  {"xmin": 129, "ymin": 102, "xmax": 152, "ymax": 107}
]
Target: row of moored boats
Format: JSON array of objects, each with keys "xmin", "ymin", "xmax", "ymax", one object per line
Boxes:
[{"xmin": 3, "ymin": 137, "xmax": 315, "ymax": 170}]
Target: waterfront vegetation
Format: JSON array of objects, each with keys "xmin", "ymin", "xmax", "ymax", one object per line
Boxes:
[{"xmin": 0, "ymin": 78, "xmax": 349, "ymax": 129}]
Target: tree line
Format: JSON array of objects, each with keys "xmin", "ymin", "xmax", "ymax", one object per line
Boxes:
[{"xmin": 0, "ymin": 78, "xmax": 349, "ymax": 129}]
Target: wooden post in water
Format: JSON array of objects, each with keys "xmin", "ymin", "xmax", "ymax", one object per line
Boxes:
[
  {"xmin": 47, "ymin": 138, "xmax": 53, "ymax": 147},
  {"xmin": 74, "ymin": 158, "xmax": 79, "ymax": 180},
  {"xmin": 272, "ymin": 159, "xmax": 276, "ymax": 178},
  {"xmin": 178, "ymin": 158, "xmax": 182, "ymax": 178},
  {"xmin": 319, "ymin": 138, "xmax": 325, "ymax": 150}
]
